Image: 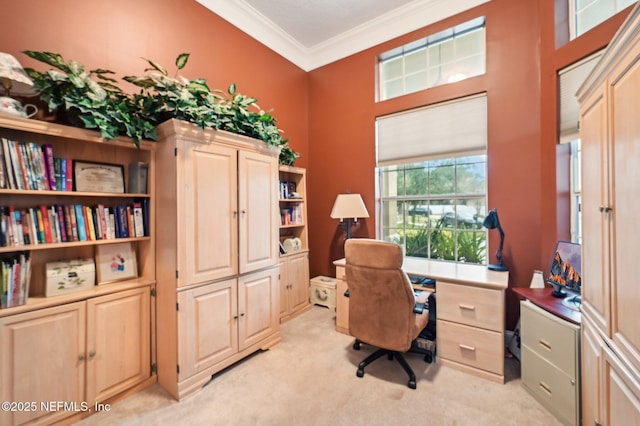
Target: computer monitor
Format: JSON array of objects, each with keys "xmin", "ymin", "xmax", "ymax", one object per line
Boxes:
[{"xmin": 546, "ymin": 240, "xmax": 582, "ymax": 298}]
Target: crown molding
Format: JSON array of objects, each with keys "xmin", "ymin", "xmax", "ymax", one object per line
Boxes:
[{"xmin": 196, "ymin": 0, "xmax": 490, "ymax": 72}]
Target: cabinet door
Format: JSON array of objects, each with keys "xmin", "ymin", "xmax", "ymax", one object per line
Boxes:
[
  {"xmin": 238, "ymin": 150, "xmax": 278, "ymax": 274},
  {"xmin": 579, "ymin": 87, "xmax": 611, "ymax": 335},
  {"xmin": 603, "ymin": 343, "xmax": 640, "ymax": 425},
  {"xmin": 178, "ymin": 278, "xmax": 238, "ymax": 380},
  {"xmin": 582, "ymin": 315, "xmax": 605, "ymax": 426},
  {"xmin": 179, "ymin": 141, "xmax": 238, "ymax": 286},
  {"xmin": 238, "ymin": 267, "xmax": 279, "ymax": 350},
  {"xmin": 287, "ymin": 252, "xmax": 309, "ymax": 315},
  {"xmin": 279, "ymin": 256, "xmax": 289, "ymax": 318},
  {"xmin": 0, "ymin": 302, "xmax": 85, "ymax": 426},
  {"xmin": 610, "ymin": 53, "xmax": 640, "ymax": 373},
  {"xmin": 86, "ymin": 288, "xmax": 151, "ymax": 403}
]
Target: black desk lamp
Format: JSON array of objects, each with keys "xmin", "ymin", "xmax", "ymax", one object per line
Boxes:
[{"xmin": 483, "ymin": 208, "xmax": 508, "ymax": 271}]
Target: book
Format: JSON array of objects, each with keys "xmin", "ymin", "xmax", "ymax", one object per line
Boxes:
[
  {"xmin": 48, "ymin": 206, "xmax": 59, "ymax": 243},
  {"xmin": 20, "ymin": 209, "xmax": 31, "ymax": 245},
  {"xmin": 35, "ymin": 207, "xmax": 45, "ymax": 244},
  {"xmin": 9, "ymin": 207, "xmax": 23, "ymax": 246},
  {"xmin": 42, "ymin": 144, "xmax": 56, "ymax": 190},
  {"xmin": 1, "ymin": 138, "xmax": 14, "ymax": 189},
  {"xmin": 7, "ymin": 139, "xmax": 24, "ymax": 190},
  {"xmin": 74, "ymin": 204, "xmax": 87, "ymax": 241},
  {"xmin": 66, "ymin": 158, "xmax": 73, "ymax": 191},
  {"xmin": 133, "ymin": 203, "xmax": 144, "ymax": 237},
  {"xmin": 85, "ymin": 205, "xmax": 96, "ymax": 241},
  {"xmin": 28, "ymin": 207, "xmax": 39, "ymax": 245},
  {"xmin": 65, "ymin": 204, "xmax": 78, "ymax": 242},
  {"xmin": 60, "ymin": 158, "xmax": 67, "ymax": 191},
  {"xmin": 56, "ymin": 205, "xmax": 68, "ymax": 243}
]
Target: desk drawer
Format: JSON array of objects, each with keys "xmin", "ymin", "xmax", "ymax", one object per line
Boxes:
[
  {"xmin": 521, "ymin": 345, "xmax": 578, "ymax": 425},
  {"xmin": 520, "ymin": 301, "xmax": 579, "ymax": 375},
  {"xmin": 437, "ymin": 282, "xmax": 504, "ymax": 331},
  {"xmin": 438, "ymin": 320, "xmax": 503, "ymax": 375}
]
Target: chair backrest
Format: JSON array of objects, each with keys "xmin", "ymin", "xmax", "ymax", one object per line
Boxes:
[{"xmin": 345, "ymin": 238, "xmax": 418, "ymax": 352}]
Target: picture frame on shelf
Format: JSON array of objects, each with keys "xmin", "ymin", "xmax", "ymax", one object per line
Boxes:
[
  {"xmin": 74, "ymin": 160, "xmax": 125, "ymax": 193},
  {"xmin": 95, "ymin": 242, "xmax": 138, "ymax": 284}
]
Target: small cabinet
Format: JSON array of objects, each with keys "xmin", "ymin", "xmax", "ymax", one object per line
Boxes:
[
  {"xmin": 0, "ymin": 287, "xmax": 151, "ymax": 426},
  {"xmin": 177, "ymin": 268, "xmax": 280, "ymax": 384},
  {"xmin": 279, "ymin": 251, "xmax": 310, "ymax": 322},
  {"xmin": 520, "ymin": 300, "xmax": 580, "ymax": 426}
]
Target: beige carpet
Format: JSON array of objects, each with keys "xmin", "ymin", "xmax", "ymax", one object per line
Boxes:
[{"xmin": 79, "ymin": 306, "xmax": 561, "ymax": 426}]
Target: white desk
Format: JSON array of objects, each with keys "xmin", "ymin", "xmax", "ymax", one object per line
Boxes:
[{"xmin": 334, "ymin": 256, "xmax": 509, "ymax": 383}]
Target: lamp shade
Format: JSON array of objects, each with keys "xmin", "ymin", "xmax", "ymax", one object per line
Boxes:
[
  {"xmin": 330, "ymin": 194, "xmax": 370, "ymax": 220},
  {"xmin": 0, "ymin": 53, "xmax": 35, "ymax": 96}
]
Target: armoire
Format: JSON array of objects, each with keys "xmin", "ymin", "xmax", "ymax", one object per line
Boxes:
[
  {"xmin": 153, "ymin": 119, "xmax": 282, "ymax": 400},
  {"xmin": 577, "ymin": 2, "xmax": 640, "ymax": 424}
]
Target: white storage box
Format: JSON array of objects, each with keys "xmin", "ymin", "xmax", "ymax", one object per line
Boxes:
[
  {"xmin": 45, "ymin": 258, "xmax": 96, "ymax": 297},
  {"xmin": 310, "ymin": 276, "xmax": 337, "ymax": 310}
]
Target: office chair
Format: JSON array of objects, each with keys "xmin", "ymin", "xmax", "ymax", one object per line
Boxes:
[{"xmin": 345, "ymin": 238, "xmax": 430, "ymax": 389}]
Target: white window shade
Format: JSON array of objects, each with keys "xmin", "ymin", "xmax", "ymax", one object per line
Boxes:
[
  {"xmin": 559, "ymin": 51, "xmax": 602, "ymax": 143},
  {"xmin": 376, "ymin": 94, "xmax": 487, "ymax": 166}
]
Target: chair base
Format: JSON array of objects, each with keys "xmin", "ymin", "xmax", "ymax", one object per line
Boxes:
[{"xmin": 353, "ymin": 340, "xmax": 417, "ymax": 389}]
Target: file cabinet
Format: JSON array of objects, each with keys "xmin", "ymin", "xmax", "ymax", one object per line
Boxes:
[{"xmin": 520, "ymin": 300, "xmax": 580, "ymax": 426}]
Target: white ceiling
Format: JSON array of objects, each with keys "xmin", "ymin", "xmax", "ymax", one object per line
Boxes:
[{"xmin": 196, "ymin": 0, "xmax": 490, "ymax": 71}]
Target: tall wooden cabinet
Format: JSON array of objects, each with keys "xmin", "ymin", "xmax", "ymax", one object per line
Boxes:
[
  {"xmin": 154, "ymin": 119, "xmax": 281, "ymax": 400},
  {"xmin": 278, "ymin": 166, "xmax": 311, "ymax": 322},
  {"xmin": 0, "ymin": 115, "xmax": 156, "ymax": 426},
  {"xmin": 577, "ymin": 4, "xmax": 640, "ymax": 424}
]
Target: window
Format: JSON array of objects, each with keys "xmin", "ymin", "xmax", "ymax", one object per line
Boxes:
[
  {"xmin": 570, "ymin": 0, "xmax": 635, "ymax": 39},
  {"xmin": 558, "ymin": 52, "xmax": 601, "ymax": 243},
  {"xmin": 378, "ymin": 17, "xmax": 486, "ymax": 101},
  {"xmin": 376, "ymin": 94, "xmax": 488, "ymax": 264}
]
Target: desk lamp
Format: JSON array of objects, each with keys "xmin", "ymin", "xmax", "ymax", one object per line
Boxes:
[
  {"xmin": 483, "ymin": 208, "xmax": 508, "ymax": 271},
  {"xmin": 0, "ymin": 53, "xmax": 35, "ymax": 97},
  {"xmin": 330, "ymin": 193, "xmax": 369, "ymax": 239}
]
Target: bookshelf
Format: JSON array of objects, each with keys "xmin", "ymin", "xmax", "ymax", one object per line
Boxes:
[
  {"xmin": 278, "ymin": 165, "xmax": 311, "ymax": 322},
  {"xmin": 0, "ymin": 114, "xmax": 156, "ymax": 425}
]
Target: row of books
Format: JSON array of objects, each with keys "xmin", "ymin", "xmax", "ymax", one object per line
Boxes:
[
  {"xmin": 279, "ymin": 181, "xmax": 299, "ymax": 200},
  {"xmin": 280, "ymin": 205, "xmax": 303, "ymax": 226},
  {"xmin": 0, "ymin": 200, "xmax": 149, "ymax": 248},
  {"xmin": 0, "ymin": 137, "xmax": 74, "ymax": 191},
  {"xmin": 0, "ymin": 253, "xmax": 30, "ymax": 309}
]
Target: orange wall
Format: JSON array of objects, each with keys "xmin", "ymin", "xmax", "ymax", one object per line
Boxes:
[
  {"xmin": 0, "ymin": 0, "xmax": 310, "ymax": 168},
  {"xmin": 307, "ymin": 0, "xmax": 628, "ymax": 328},
  {"xmin": 1, "ymin": 0, "xmax": 629, "ymax": 328}
]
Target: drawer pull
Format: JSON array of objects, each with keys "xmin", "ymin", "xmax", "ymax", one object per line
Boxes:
[
  {"xmin": 459, "ymin": 344, "xmax": 476, "ymax": 352},
  {"xmin": 459, "ymin": 304, "xmax": 476, "ymax": 311},
  {"xmin": 539, "ymin": 382, "xmax": 552, "ymax": 396},
  {"xmin": 538, "ymin": 340, "xmax": 552, "ymax": 351}
]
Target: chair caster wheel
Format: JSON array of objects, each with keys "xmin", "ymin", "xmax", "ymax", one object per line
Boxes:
[
  {"xmin": 356, "ymin": 369, "xmax": 364, "ymax": 378},
  {"xmin": 424, "ymin": 353, "xmax": 433, "ymax": 363},
  {"xmin": 408, "ymin": 380, "xmax": 416, "ymax": 389},
  {"xmin": 353, "ymin": 341, "xmax": 361, "ymax": 350}
]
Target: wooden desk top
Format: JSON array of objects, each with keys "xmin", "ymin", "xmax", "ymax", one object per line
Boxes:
[
  {"xmin": 512, "ymin": 287, "xmax": 581, "ymax": 325},
  {"xmin": 334, "ymin": 256, "xmax": 509, "ymax": 290}
]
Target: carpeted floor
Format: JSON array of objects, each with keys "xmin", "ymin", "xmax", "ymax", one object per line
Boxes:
[{"xmin": 79, "ymin": 306, "xmax": 561, "ymax": 425}]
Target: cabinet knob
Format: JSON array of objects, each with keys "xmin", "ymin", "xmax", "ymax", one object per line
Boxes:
[
  {"xmin": 599, "ymin": 205, "xmax": 612, "ymax": 212},
  {"xmin": 79, "ymin": 354, "xmax": 86, "ymax": 361},
  {"xmin": 89, "ymin": 350, "xmax": 96, "ymax": 358}
]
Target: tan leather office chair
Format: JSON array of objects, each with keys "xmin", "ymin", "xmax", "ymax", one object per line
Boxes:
[{"xmin": 345, "ymin": 238, "xmax": 430, "ymax": 389}]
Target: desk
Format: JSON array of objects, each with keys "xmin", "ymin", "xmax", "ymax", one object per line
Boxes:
[{"xmin": 334, "ymin": 257, "xmax": 509, "ymax": 383}]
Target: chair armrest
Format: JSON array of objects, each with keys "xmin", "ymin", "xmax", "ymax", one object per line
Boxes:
[{"xmin": 413, "ymin": 302, "xmax": 426, "ymax": 314}]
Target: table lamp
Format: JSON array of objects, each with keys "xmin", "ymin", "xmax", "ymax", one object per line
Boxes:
[
  {"xmin": 330, "ymin": 193, "xmax": 369, "ymax": 239},
  {"xmin": 483, "ymin": 208, "xmax": 508, "ymax": 271},
  {"xmin": 0, "ymin": 53, "xmax": 35, "ymax": 97}
]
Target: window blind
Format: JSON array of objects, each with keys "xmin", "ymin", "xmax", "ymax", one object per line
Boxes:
[
  {"xmin": 376, "ymin": 93, "xmax": 487, "ymax": 166},
  {"xmin": 558, "ymin": 51, "xmax": 602, "ymax": 143}
]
